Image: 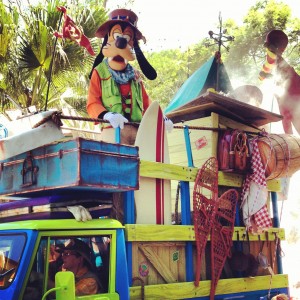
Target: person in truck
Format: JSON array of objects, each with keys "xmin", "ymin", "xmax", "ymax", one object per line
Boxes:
[{"xmin": 58, "ymin": 238, "xmax": 103, "ymax": 296}]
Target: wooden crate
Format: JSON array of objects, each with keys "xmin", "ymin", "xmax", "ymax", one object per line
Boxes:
[
  {"xmin": 131, "ymin": 241, "xmax": 186, "ymax": 286},
  {"xmin": 168, "ymin": 112, "xmax": 261, "ymax": 216}
]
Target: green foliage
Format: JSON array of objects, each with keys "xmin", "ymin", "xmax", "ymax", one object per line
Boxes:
[
  {"xmin": 143, "ymin": 44, "xmax": 214, "ymax": 109},
  {"xmin": 224, "ymin": 0, "xmax": 292, "ymax": 85},
  {"xmin": 0, "ymin": 0, "xmax": 299, "ymax": 115},
  {"xmin": 0, "ymin": 1, "xmax": 19, "ymax": 97},
  {"xmin": 143, "ymin": 0, "xmax": 300, "ymax": 108},
  {"xmin": 0, "ymin": 0, "xmax": 106, "ymax": 112},
  {"xmin": 143, "ymin": 49, "xmax": 187, "ymax": 108}
]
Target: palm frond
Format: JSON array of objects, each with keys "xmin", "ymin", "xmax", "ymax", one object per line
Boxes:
[{"xmin": 18, "ymin": 38, "xmax": 42, "ymax": 75}]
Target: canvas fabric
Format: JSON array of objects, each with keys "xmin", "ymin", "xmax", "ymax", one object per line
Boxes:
[{"xmin": 241, "ymin": 137, "xmax": 272, "ymax": 233}]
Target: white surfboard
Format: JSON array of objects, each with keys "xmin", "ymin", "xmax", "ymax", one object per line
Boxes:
[{"xmin": 134, "ymin": 101, "xmax": 172, "ymax": 224}]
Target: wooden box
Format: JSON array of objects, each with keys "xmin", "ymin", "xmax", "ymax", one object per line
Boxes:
[{"xmin": 131, "ymin": 241, "xmax": 186, "ymax": 286}]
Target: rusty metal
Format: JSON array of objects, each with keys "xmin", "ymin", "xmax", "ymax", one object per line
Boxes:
[{"xmin": 21, "ymin": 152, "xmax": 39, "ymax": 187}]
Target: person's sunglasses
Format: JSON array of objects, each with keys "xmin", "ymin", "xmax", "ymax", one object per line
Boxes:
[{"xmin": 62, "ymin": 252, "xmax": 77, "ymax": 257}]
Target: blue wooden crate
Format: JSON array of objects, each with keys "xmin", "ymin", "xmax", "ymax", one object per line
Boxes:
[{"xmin": 0, "ymin": 138, "xmax": 139, "ymax": 196}]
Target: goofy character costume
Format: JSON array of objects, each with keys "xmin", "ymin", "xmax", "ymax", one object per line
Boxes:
[{"xmin": 87, "ymin": 8, "xmax": 172, "ymax": 144}]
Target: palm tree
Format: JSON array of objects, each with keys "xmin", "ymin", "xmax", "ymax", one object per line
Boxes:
[
  {"xmin": 0, "ymin": 1, "xmax": 24, "ymax": 115},
  {"xmin": 2, "ymin": 0, "xmax": 107, "ymax": 116}
]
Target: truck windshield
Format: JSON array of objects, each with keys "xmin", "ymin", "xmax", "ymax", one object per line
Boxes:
[{"xmin": 0, "ymin": 234, "xmax": 26, "ymax": 289}]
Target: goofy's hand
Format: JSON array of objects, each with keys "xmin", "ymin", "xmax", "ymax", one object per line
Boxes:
[
  {"xmin": 67, "ymin": 205, "xmax": 92, "ymax": 222},
  {"xmin": 163, "ymin": 115, "xmax": 174, "ymax": 133},
  {"xmin": 103, "ymin": 112, "xmax": 128, "ymax": 129}
]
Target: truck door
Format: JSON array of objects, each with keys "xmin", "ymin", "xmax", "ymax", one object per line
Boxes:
[{"xmin": 22, "ymin": 232, "xmax": 118, "ymax": 300}]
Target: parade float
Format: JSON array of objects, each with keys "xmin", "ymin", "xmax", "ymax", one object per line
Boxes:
[{"xmin": 0, "ymin": 7, "xmax": 298, "ymax": 300}]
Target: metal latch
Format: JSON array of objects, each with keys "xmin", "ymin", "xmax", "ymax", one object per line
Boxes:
[{"xmin": 21, "ymin": 152, "xmax": 39, "ymax": 187}]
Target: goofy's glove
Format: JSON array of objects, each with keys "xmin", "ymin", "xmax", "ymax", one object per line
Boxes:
[
  {"xmin": 164, "ymin": 115, "xmax": 174, "ymax": 133},
  {"xmin": 103, "ymin": 112, "xmax": 128, "ymax": 129},
  {"xmin": 67, "ymin": 205, "xmax": 92, "ymax": 222}
]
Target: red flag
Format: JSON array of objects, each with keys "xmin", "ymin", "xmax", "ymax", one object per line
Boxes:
[{"xmin": 54, "ymin": 6, "xmax": 95, "ymax": 56}]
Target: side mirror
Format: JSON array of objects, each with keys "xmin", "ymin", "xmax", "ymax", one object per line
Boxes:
[{"xmin": 55, "ymin": 271, "xmax": 75, "ymax": 300}]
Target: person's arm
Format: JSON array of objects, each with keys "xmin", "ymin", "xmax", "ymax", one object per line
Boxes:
[
  {"xmin": 76, "ymin": 277, "xmax": 100, "ymax": 296},
  {"xmin": 87, "ymin": 70, "xmax": 107, "ymax": 119}
]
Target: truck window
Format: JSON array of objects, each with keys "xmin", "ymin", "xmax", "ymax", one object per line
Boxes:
[
  {"xmin": 23, "ymin": 235, "xmax": 110, "ymax": 299},
  {"xmin": 0, "ymin": 234, "xmax": 26, "ymax": 289}
]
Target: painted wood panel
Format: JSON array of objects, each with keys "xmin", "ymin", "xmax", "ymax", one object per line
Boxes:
[
  {"xmin": 131, "ymin": 241, "xmax": 186, "ymax": 286},
  {"xmin": 129, "ymin": 274, "xmax": 288, "ymax": 299},
  {"xmin": 125, "ymin": 225, "xmax": 285, "ymax": 242}
]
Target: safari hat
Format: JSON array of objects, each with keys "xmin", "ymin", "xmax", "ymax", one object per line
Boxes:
[
  {"xmin": 58, "ymin": 238, "xmax": 95, "ymax": 269},
  {"xmin": 95, "ymin": 8, "xmax": 144, "ymax": 40}
]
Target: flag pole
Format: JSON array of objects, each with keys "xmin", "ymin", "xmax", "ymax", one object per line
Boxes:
[{"xmin": 44, "ymin": 10, "xmax": 64, "ymax": 111}]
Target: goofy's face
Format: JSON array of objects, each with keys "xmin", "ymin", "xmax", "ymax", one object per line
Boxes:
[{"xmin": 102, "ymin": 23, "xmax": 136, "ymax": 71}]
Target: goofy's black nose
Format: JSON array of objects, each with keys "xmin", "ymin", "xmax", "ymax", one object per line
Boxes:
[{"xmin": 115, "ymin": 37, "xmax": 128, "ymax": 49}]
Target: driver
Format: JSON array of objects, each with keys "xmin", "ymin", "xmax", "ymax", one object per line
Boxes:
[{"xmin": 58, "ymin": 238, "xmax": 103, "ymax": 296}]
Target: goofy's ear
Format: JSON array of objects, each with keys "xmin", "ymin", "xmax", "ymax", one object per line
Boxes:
[
  {"xmin": 89, "ymin": 36, "xmax": 108, "ymax": 79},
  {"xmin": 133, "ymin": 40, "xmax": 157, "ymax": 80}
]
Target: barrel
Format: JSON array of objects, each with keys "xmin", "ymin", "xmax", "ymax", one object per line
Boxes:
[{"xmin": 257, "ymin": 134, "xmax": 300, "ymax": 180}]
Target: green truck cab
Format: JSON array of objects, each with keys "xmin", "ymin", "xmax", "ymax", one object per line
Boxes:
[{"xmin": 0, "ymin": 219, "xmax": 128, "ymax": 300}]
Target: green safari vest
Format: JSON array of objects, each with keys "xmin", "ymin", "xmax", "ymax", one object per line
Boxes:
[{"xmin": 95, "ymin": 62, "xmax": 144, "ymax": 122}]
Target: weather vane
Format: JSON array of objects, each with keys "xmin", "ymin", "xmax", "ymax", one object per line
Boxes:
[
  {"xmin": 203, "ymin": 12, "xmax": 234, "ymax": 92},
  {"xmin": 205, "ymin": 12, "xmax": 234, "ymax": 53}
]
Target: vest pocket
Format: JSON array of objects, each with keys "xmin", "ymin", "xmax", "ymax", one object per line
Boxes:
[{"xmin": 104, "ymin": 96, "xmax": 122, "ymax": 114}]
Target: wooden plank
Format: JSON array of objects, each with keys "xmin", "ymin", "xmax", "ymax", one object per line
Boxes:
[
  {"xmin": 166, "ymin": 92, "xmax": 282, "ymax": 126},
  {"xmin": 140, "ymin": 160, "xmax": 281, "ymax": 191},
  {"xmin": 129, "ymin": 274, "xmax": 289, "ymax": 299},
  {"xmin": 177, "ymin": 244, "xmax": 186, "ymax": 282},
  {"xmin": 218, "ymin": 114, "xmax": 261, "ymax": 132},
  {"xmin": 125, "ymin": 225, "xmax": 195, "ymax": 242},
  {"xmin": 140, "ymin": 160, "xmax": 197, "ymax": 182},
  {"xmin": 266, "ymin": 179, "xmax": 282, "ymax": 192},
  {"xmin": 218, "ymin": 172, "xmax": 244, "ymax": 187},
  {"xmin": 131, "ymin": 242, "xmax": 186, "ymax": 286},
  {"xmin": 139, "ymin": 245, "xmax": 177, "ymax": 283},
  {"xmin": 168, "ymin": 114, "xmax": 217, "ymax": 167},
  {"xmin": 131, "ymin": 241, "xmax": 139, "ymax": 283},
  {"xmin": 125, "ymin": 225, "xmax": 285, "ymax": 242}
]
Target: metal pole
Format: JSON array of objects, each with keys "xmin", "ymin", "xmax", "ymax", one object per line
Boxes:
[
  {"xmin": 45, "ymin": 11, "xmax": 64, "ymax": 111},
  {"xmin": 271, "ymin": 191, "xmax": 283, "ymax": 273},
  {"xmin": 182, "ymin": 125, "xmax": 193, "ymax": 281}
]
